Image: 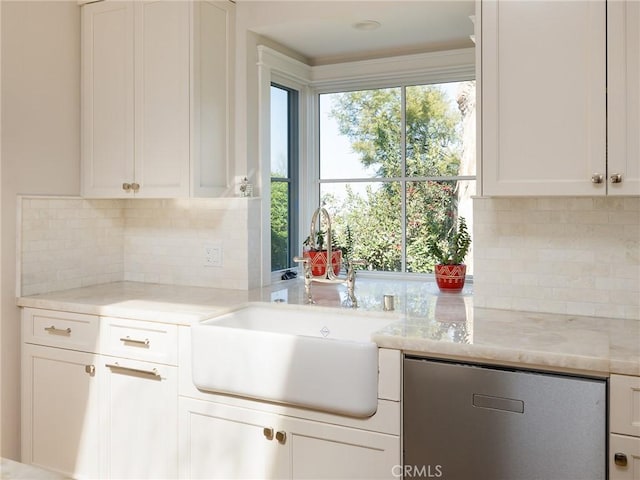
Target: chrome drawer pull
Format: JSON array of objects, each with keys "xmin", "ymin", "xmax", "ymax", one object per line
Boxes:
[
  {"xmin": 44, "ymin": 325, "xmax": 71, "ymax": 335},
  {"xmin": 105, "ymin": 362, "xmax": 160, "ymax": 377},
  {"xmin": 610, "ymin": 173, "xmax": 623, "ymax": 184},
  {"xmin": 614, "ymin": 452, "xmax": 628, "ymax": 467},
  {"xmin": 119, "ymin": 336, "xmax": 150, "ymax": 346}
]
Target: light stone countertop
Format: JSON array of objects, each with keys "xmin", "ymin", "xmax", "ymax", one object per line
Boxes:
[
  {"xmin": 17, "ymin": 278, "xmax": 640, "ymax": 376},
  {"xmin": 17, "ymin": 281, "xmax": 251, "ymax": 325},
  {"xmin": 1, "ymin": 457, "xmax": 68, "ymax": 479}
]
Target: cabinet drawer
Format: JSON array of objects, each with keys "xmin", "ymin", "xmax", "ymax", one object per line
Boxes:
[
  {"xmin": 610, "ymin": 433, "xmax": 640, "ymax": 479},
  {"xmin": 611, "ymin": 374, "xmax": 640, "ymax": 437},
  {"xmin": 22, "ymin": 308, "xmax": 99, "ymax": 352},
  {"xmin": 100, "ymin": 317, "xmax": 178, "ymax": 365}
]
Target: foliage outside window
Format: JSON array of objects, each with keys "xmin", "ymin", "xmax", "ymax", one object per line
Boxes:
[{"xmin": 319, "ymin": 81, "xmax": 476, "ymax": 274}]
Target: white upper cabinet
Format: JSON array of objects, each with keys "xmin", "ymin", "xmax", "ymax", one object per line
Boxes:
[
  {"xmin": 82, "ymin": 1, "xmax": 136, "ymax": 197},
  {"xmin": 81, "ymin": 1, "xmax": 233, "ymax": 198},
  {"xmin": 608, "ymin": 0, "xmax": 640, "ymax": 196},
  {"xmin": 482, "ymin": 0, "xmax": 607, "ymax": 196}
]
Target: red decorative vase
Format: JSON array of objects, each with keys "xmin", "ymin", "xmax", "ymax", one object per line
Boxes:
[
  {"xmin": 434, "ymin": 264, "xmax": 467, "ymax": 292},
  {"xmin": 304, "ymin": 250, "xmax": 342, "ymax": 277}
]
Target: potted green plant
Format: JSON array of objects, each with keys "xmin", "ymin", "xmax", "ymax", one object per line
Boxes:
[
  {"xmin": 303, "ymin": 230, "xmax": 342, "ymax": 277},
  {"xmin": 427, "ymin": 216, "xmax": 471, "ymax": 292}
]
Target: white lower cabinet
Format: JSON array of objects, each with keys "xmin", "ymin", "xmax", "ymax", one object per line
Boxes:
[
  {"xmin": 21, "ymin": 308, "xmax": 178, "ymax": 479},
  {"xmin": 21, "ymin": 344, "xmax": 101, "ymax": 480},
  {"xmin": 610, "ymin": 374, "xmax": 640, "ymax": 480},
  {"xmin": 286, "ymin": 414, "xmax": 399, "ymax": 479},
  {"xmin": 611, "ymin": 434, "xmax": 640, "ymax": 480},
  {"xmin": 100, "ymin": 359, "xmax": 178, "ymax": 479},
  {"xmin": 179, "ymin": 397, "xmax": 399, "ymax": 480},
  {"xmin": 179, "ymin": 397, "xmax": 287, "ymax": 479}
]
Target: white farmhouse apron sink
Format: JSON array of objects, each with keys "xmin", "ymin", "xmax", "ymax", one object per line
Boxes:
[{"xmin": 191, "ymin": 304, "xmax": 392, "ymax": 417}]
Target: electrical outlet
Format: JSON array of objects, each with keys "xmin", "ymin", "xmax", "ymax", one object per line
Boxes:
[{"xmin": 204, "ymin": 243, "xmax": 223, "ymax": 267}]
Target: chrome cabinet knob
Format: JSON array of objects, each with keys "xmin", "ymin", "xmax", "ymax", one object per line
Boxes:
[
  {"xmin": 131, "ymin": 182, "xmax": 140, "ymax": 192},
  {"xmin": 614, "ymin": 452, "xmax": 628, "ymax": 467},
  {"xmin": 263, "ymin": 427, "xmax": 274, "ymax": 440},
  {"xmin": 610, "ymin": 173, "xmax": 623, "ymax": 184},
  {"xmin": 591, "ymin": 174, "xmax": 604, "ymax": 184},
  {"xmin": 122, "ymin": 182, "xmax": 132, "ymax": 192}
]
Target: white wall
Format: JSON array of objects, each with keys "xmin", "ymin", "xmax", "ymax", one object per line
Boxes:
[{"xmin": 1, "ymin": 1, "xmax": 80, "ymax": 459}]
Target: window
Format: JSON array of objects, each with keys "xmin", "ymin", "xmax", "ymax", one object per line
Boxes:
[
  {"xmin": 270, "ymin": 83, "xmax": 299, "ymax": 272},
  {"xmin": 318, "ymin": 81, "xmax": 475, "ymax": 274},
  {"xmin": 258, "ymin": 46, "xmax": 474, "ymax": 282}
]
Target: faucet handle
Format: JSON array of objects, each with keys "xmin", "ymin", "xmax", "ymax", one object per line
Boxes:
[
  {"xmin": 347, "ymin": 259, "xmax": 366, "ymax": 270},
  {"xmin": 294, "ymin": 256, "xmax": 313, "ymax": 281}
]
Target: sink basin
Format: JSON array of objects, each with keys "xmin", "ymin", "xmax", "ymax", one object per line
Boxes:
[{"xmin": 191, "ymin": 304, "xmax": 393, "ymax": 417}]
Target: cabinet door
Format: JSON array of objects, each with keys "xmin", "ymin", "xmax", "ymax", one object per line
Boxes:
[
  {"xmin": 610, "ymin": 434, "xmax": 640, "ymax": 480},
  {"xmin": 134, "ymin": 0, "xmax": 190, "ymax": 197},
  {"xmin": 608, "ymin": 0, "xmax": 640, "ymax": 196},
  {"xmin": 21, "ymin": 344, "xmax": 100, "ymax": 479},
  {"xmin": 482, "ymin": 0, "xmax": 606, "ymax": 196},
  {"xmin": 611, "ymin": 374, "xmax": 640, "ymax": 437},
  {"xmin": 285, "ymin": 416, "xmax": 400, "ymax": 480},
  {"xmin": 100, "ymin": 358, "xmax": 178, "ymax": 479},
  {"xmin": 81, "ymin": 0, "xmax": 135, "ymax": 198},
  {"xmin": 178, "ymin": 397, "xmax": 287, "ymax": 479},
  {"xmin": 191, "ymin": 0, "xmax": 234, "ymax": 197}
]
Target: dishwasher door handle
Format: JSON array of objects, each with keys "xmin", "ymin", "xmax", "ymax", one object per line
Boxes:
[{"xmin": 473, "ymin": 393, "xmax": 524, "ymax": 413}]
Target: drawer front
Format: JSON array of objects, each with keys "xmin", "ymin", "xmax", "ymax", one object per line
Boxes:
[
  {"xmin": 100, "ymin": 317, "xmax": 178, "ymax": 365},
  {"xmin": 23, "ymin": 308, "xmax": 99, "ymax": 352},
  {"xmin": 611, "ymin": 374, "xmax": 640, "ymax": 437},
  {"xmin": 610, "ymin": 434, "xmax": 640, "ymax": 479}
]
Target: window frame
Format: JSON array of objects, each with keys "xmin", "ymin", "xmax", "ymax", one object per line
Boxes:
[
  {"xmin": 257, "ymin": 45, "xmax": 475, "ymax": 285},
  {"xmin": 317, "ymin": 82, "xmax": 476, "ymax": 273},
  {"xmin": 270, "ymin": 82, "xmax": 300, "ymax": 273}
]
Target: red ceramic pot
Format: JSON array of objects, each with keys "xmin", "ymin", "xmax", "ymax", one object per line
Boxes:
[
  {"xmin": 304, "ymin": 250, "xmax": 342, "ymax": 277},
  {"xmin": 434, "ymin": 264, "xmax": 466, "ymax": 292}
]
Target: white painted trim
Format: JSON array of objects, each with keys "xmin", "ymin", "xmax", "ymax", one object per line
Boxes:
[
  {"xmin": 257, "ymin": 45, "xmax": 312, "ymax": 85},
  {"xmin": 476, "ymin": 0, "xmax": 483, "ymax": 196},
  {"xmin": 258, "ymin": 47, "xmax": 315, "ymax": 286},
  {"xmin": 311, "ymin": 48, "xmax": 475, "ymax": 92}
]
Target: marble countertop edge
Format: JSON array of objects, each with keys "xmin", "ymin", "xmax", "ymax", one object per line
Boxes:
[{"xmin": 373, "ymin": 333, "xmax": 637, "ymax": 376}]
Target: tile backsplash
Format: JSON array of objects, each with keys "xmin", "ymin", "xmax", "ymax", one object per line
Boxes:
[
  {"xmin": 19, "ymin": 195, "xmax": 640, "ymax": 321},
  {"xmin": 19, "ymin": 196, "xmax": 259, "ymax": 296},
  {"xmin": 473, "ymin": 197, "xmax": 640, "ymax": 320},
  {"xmin": 122, "ymin": 198, "xmax": 255, "ymax": 290},
  {"xmin": 19, "ymin": 197, "xmax": 124, "ymax": 296}
]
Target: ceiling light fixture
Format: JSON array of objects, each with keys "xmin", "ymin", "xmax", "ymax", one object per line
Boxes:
[{"xmin": 352, "ymin": 20, "xmax": 381, "ymax": 31}]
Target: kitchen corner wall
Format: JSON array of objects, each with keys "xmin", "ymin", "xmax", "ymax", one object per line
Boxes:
[
  {"xmin": 19, "ymin": 196, "xmax": 260, "ymax": 297},
  {"xmin": 473, "ymin": 196, "xmax": 640, "ymax": 320}
]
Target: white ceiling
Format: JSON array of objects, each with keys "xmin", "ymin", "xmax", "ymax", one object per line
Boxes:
[{"xmin": 237, "ymin": 1, "xmax": 476, "ymax": 65}]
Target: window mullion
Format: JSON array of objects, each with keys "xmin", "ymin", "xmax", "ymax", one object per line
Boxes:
[{"xmin": 400, "ymin": 86, "xmax": 407, "ymax": 273}]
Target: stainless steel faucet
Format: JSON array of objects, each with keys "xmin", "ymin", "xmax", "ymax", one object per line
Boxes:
[{"xmin": 293, "ymin": 207, "xmax": 365, "ymax": 308}]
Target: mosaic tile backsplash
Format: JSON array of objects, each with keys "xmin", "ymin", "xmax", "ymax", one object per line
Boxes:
[
  {"xmin": 19, "ymin": 195, "xmax": 639, "ymax": 320},
  {"xmin": 19, "ymin": 196, "xmax": 258, "ymax": 296},
  {"xmin": 473, "ymin": 197, "xmax": 640, "ymax": 320}
]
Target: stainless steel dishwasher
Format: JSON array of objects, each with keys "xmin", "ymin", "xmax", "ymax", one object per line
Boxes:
[{"xmin": 403, "ymin": 357, "xmax": 607, "ymax": 480}]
